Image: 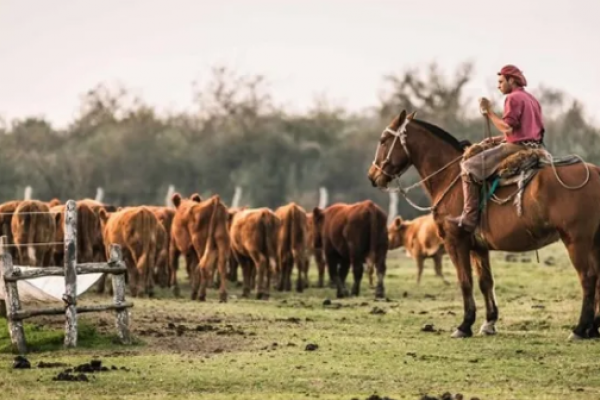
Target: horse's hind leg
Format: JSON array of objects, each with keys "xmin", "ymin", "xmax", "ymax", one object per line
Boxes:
[
  {"xmin": 563, "ymin": 237, "xmax": 596, "ymax": 340},
  {"xmin": 471, "ymin": 249, "xmax": 498, "ymax": 336},
  {"xmin": 589, "ymin": 244, "xmax": 600, "ymax": 338}
]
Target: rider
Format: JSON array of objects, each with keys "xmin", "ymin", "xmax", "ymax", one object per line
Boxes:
[{"xmin": 447, "ymin": 65, "xmax": 545, "ymax": 232}]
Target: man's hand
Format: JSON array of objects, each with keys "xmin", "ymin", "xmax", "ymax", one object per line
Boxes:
[{"xmin": 478, "ymin": 97, "xmax": 492, "ymax": 115}]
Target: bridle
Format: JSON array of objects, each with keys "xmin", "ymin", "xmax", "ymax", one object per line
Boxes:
[
  {"xmin": 371, "ymin": 118, "xmax": 463, "ymax": 212},
  {"xmin": 371, "ymin": 117, "xmax": 412, "ymax": 180}
]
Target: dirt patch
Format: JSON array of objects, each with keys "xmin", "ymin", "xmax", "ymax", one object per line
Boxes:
[{"xmin": 50, "ymin": 359, "xmax": 130, "ymax": 383}]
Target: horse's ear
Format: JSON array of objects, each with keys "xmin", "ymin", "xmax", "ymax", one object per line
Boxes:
[
  {"xmin": 406, "ymin": 111, "xmax": 417, "ymax": 121},
  {"xmin": 398, "ymin": 110, "xmax": 407, "ymax": 123}
]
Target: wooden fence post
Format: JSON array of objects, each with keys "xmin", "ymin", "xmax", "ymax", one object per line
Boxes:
[
  {"xmin": 109, "ymin": 244, "xmax": 131, "ymax": 344},
  {"xmin": 1, "ymin": 236, "xmax": 27, "ymax": 353},
  {"xmin": 63, "ymin": 200, "xmax": 78, "ymax": 348}
]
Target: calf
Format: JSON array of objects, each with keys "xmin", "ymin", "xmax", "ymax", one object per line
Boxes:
[
  {"xmin": 99, "ymin": 206, "xmax": 159, "ymax": 297},
  {"xmin": 229, "ymin": 208, "xmax": 280, "ymax": 300},
  {"xmin": 305, "ymin": 212, "xmax": 326, "ymax": 288},
  {"xmin": 312, "ymin": 200, "xmax": 388, "ymax": 299},
  {"xmin": 171, "ymin": 193, "xmax": 230, "ymax": 302},
  {"xmin": 11, "ymin": 200, "xmax": 56, "ymax": 266},
  {"xmin": 275, "ymin": 202, "xmax": 308, "ymax": 292},
  {"xmin": 386, "ymin": 214, "xmax": 448, "ymax": 285}
]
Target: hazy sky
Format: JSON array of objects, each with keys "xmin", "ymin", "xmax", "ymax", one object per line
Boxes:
[{"xmin": 1, "ymin": 0, "xmax": 598, "ymax": 128}]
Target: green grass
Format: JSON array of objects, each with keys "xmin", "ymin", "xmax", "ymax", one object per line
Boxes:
[{"xmin": 0, "ymin": 243, "xmax": 598, "ymax": 399}]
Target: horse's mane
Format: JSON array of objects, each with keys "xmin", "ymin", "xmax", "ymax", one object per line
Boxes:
[{"xmin": 412, "ymin": 119, "xmax": 471, "ymax": 152}]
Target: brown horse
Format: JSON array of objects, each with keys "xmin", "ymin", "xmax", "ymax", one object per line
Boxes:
[{"xmin": 368, "ymin": 110, "xmax": 600, "ymax": 340}]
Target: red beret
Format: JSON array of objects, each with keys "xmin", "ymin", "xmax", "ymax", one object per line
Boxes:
[{"xmin": 498, "ymin": 65, "xmax": 527, "ymax": 87}]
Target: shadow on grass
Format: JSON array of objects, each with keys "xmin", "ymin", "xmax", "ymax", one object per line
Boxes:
[{"xmin": 0, "ymin": 318, "xmax": 144, "ymax": 354}]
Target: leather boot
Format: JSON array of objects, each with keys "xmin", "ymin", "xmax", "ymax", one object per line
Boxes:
[{"xmin": 446, "ymin": 175, "xmax": 481, "ymax": 233}]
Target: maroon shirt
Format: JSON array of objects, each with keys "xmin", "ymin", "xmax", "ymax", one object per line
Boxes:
[{"xmin": 502, "ymin": 87, "xmax": 545, "ymax": 143}]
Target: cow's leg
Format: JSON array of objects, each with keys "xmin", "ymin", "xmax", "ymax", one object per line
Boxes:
[
  {"xmin": 350, "ymin": 262, "xmax": 363, "ymax": 297},
  {"xmin": 314, "ymin": 249, "xmax": 326, "ymax": 288},
  {"xmin": 338, "ymin": 257, "xmax": 351, "ymax": 298},
  {"xmin": 415, "ymin": 255, "xmax": 425, "ymax": 285},
  {"xmin": 284, "ymin": 255, "xmax": 293, "ymax": 292},
  {"xmin": 228, "ymin": 254, "xmax": 239, "ymax": 283},
  {"xmin": 249, "ymin": 251, "xmax": 268, "ymax": 300},
  {"xmin": 216, "ymin": 245, "xmax": 228, "ymax": 303},
  {"xmin": 239, "ymin": 256, "xmax": 252, "ymax": 298},
  {"xmin": 169, "ymin": 244, "xmax": 181, "ymax": 297},
  {"xmin": 444, "ymin": 235, "xmax": 476, "ymax": 338},
  {"xmin": 197, "ymin": 249, "xmax": 217, "ymax": 302},
  {"xmin": 433, "ymin": 251, "xmax": 450, "ymax": 285},
  {"xmin": 295, "ymin": 250, "xmax": 307, "ymax": 293},
  {"xmin": 374, "ymin": 257, "xmax": 386, "ymax": 300},
  {"xmin": 471, "ymin": 249, "xmax": 498, "ymax": 336}
]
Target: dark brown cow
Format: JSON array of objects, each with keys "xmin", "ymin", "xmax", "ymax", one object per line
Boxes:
[
  {"xmin": 229, "ymin": 208, "xmax": 280, "ymax": 300},
  {"xmin": 305, "ymin": 212, "xmax": 327, "ymax": 288},
  {"xmin": 386, "ymin": 214, "xmax": 448, "ymax": 285},
  {"xmin": 275, "ymin": 202, "xmax": 308, "ymax": 292},
  {"xmin": 11, "ymin": 200, "xmax": 56, "ymax": 266},
  {"xmin": 312, "ymin": 200, "xmax": 388, "ymax": 299},
  {"xmin": 0, "ymin": 200, "xmax": 21, "ymax": 261},
  {"xmin": 99, "ymin": 206, "xmax": 159, "ymax": 297},
  {"xmin": 50, "ymin": 202, "xmax": 98, "ymax": 266},
  {"xmin": 171, "ymin": 193, "xmax": 230, "ymax": 302}
]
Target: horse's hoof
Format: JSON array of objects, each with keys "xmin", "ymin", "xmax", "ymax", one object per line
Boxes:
[
  {"xmin": 479, "ymin": 321, "xmax": 497, "ymax": 336},
  {"xmin": 568, "ymin": 332, "xmax": 585, "ymax": 341},
  {"xmin": 451, "ymin": 329, "xmax": 471, "ymax": 338}
]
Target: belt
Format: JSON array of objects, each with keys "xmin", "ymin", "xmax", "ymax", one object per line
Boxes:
[{"xmin": 516, "ymin": 140, "xmax": 543, "ymax": 148}]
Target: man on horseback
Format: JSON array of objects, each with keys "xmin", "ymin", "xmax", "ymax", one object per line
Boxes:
[{"xmin": 447, "ymin": 65, "xmax": 545, "ymax": 232}]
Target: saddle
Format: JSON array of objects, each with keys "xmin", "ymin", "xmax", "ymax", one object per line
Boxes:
[{"xmin": 462, "ymin": 141, "xmax": 582, "ymax": 215}]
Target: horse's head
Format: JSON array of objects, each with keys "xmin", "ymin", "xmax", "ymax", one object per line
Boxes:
[{"xmin": 367, "ymin": 109, "xmax": 417, "ymax": 189}]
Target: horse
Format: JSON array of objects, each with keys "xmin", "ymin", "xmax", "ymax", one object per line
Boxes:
[{"xmin": 367, "ymin": 109, "xmax": 600, "ymax": 340}]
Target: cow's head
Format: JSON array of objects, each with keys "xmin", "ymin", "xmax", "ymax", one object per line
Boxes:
[
  {"xmin": 388, "ymin": 216, "xmax": 409, "ymax": 250},
  {"xmin": 311, "ymin": 207, "xmax": 325, "ymax": 249}
]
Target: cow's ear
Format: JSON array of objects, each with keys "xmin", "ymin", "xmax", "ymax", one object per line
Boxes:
[
  {"xmin": 172, "ymin": 193, "xmax": 182, "ymax": 208},
  {"xmin": 190, "ymin": 193, "xmax": 202, "ymax": 203},
  {"xmin": 394, "ymin": 216, "xmax": 403, "ymax": 229}
]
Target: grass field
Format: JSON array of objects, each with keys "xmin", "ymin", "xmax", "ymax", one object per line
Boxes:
[{"xmin": 0, "ymin": 243, "xmax": 599, "ymax": 400}]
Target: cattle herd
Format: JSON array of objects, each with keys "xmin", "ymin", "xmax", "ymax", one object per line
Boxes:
[{"xmin": 0, "ymin": 194, "xmax": 446, "ymax": 302}]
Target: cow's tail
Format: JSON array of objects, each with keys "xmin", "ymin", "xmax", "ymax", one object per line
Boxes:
[
  {"xmin": 132, "ymin": 208, "xmax": 157, "ymax": 295},
  {"xmin": 198, "ymin": 197, "xmax": 219, "ymax": 272},
  {"xmin": 262, "ymin": 210, "xmax": 277, "ymax": 273},
  {"xmin": 25, "ymin": 205, "xmax": 37, "ymax": 265},
  {"xmin": 78, "ymin": 204, "xmax": 95, "ymax": 262}
]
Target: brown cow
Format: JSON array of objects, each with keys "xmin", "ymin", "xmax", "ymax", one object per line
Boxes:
[
  {"xmin": 171, "ymin": 193, "xmax": 230, "ymax": 302},
  {"xmin": 50, "ymin": 202, "xmax": 97, "ymax": 266},
  {"xmin": 99, "ymin": 206, "xmax": 159, "ymax": 297},
  {"xmin": 169, "ymin": 193, "xmax": 202, "ymax": 296},
  {"xmin": 225, "ymin": 206, "xmax": 248, "ymax": 284},
  {"xmin": 229, "ymin": 208, "xmax": 280, "ymax": 300},
  {"xmin": 312, "ymin": 200, "xmax": 388, "ymax": 299},
  {"xmin": 10, "ymin": 200, "xmax": 56, "ymax": 266},
  {"xmin": 275, "ymin": 203, "xmax": 308, "ymax": 292},
  {"xmin": 386, "ymin": 214, "xmax": 448, "ymax": 285},
  {"xmin": 305, "ymin": 212, "xmax": 327, "ymax": 288},
  {"xmin": 0, "ymin": 200, "xmax": 21, "ymax": 261},
  {"xmin": 47, "ymin": 198, "xmax": 62, "ymax": 208},
  {"xmin": 147, "ymin": 206, "xmax": 175, "ymax": 289},
  {"xmin": 78, "ymin": 199, "xmax": 110, "ymax": 263}
]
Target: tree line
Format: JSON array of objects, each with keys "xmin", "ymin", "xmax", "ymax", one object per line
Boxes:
[{"xmin": 1, "ymin": 62, "xmax": 598, "ymax": 220}]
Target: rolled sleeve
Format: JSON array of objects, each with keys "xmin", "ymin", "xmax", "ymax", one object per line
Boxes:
[{"xmin": 503, "ymin": 95, "xmax": 522, "ymax": 129}]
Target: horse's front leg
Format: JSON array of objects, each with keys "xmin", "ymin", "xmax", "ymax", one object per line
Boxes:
[
  {"xmin": 444, "ymin": 235, "xmax": 476, "ymax": 338},
  {"xmin": 471, "ymin": 249, "xmax": 498, "ymax": 336}
]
